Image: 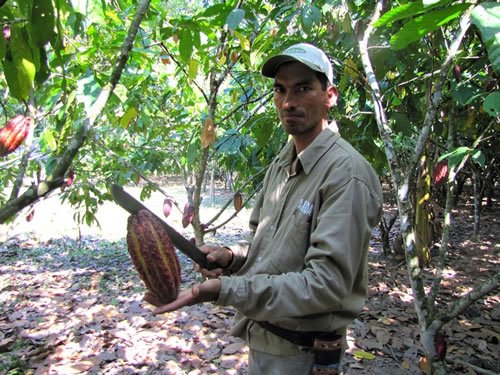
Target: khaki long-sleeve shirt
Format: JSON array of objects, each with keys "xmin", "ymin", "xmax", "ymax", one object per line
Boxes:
[{"xmin": 215, "ymin": 123, "xmax": 383, "ymax": 356}]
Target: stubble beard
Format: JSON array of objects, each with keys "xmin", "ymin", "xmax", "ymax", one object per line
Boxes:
[{"xmin": 281, "ymin": 117, "xmax": 317, "ymax": 136}]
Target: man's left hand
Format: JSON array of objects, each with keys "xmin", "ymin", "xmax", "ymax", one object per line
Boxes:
[{"xmin": 148, "ymin": 278, "xmax": 222, "ymax": 314}]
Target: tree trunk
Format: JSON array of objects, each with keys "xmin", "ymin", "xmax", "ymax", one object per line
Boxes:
[
  {"xmin": 472, "ymin": 166, "xmax": 481, "ymax": 240},
  {"xmin": 351, "ymin": 2, "xmax": 477, "ymax": 373}
]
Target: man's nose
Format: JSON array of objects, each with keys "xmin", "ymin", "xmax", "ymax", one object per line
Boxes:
[{"xmin": 282, "ymin": 91, "xmax": 297, "ymax": 109}]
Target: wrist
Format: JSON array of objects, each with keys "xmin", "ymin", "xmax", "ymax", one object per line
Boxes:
[
  {"xmin": 223, "ymin": 246, "xmax": 234, "ymax": 268},
  {"xmin": 200, "ymin": 278, "xmax": 221, "ymax": 302}
]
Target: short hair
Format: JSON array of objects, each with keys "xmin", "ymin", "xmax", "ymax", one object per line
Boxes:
[{"xmin": 314, "ymin": 71, "xmax": 331, "ymax": 91}]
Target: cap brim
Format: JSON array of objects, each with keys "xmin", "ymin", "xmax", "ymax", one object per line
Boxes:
[{"xmin": 261, "ymin": 55, "xmax": 298, "ymax": 78}]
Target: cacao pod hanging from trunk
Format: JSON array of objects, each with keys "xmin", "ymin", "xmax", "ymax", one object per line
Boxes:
[
  {"xmin": 126, "ymin": 209, "xmax": 181, "ymax": 305},
  {"xmin": 0, "ymin": 114, "xmax": 32, "ymax": 156},
  {"xmin": 233, "ymin": 192, "xmax": 243, "ymax": 212},
  {"xmin": 433, "ymin": 160, "xmax": 448, "ymax": 186},
  {"xmin": 182, "ymin": 203, "xmax": 195, "ymax": 228},
  {"xmin": 163, "ymin": 197, "xmax": 173, "ymax": 218}
]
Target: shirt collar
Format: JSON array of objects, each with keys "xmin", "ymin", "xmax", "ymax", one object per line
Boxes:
[{"xmin": 275, "ymin": 121, "xmax": 340, "ymax": 175}]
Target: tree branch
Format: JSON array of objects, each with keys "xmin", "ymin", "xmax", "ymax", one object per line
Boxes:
[
  {"xmin": 0, "ymin": 0, "xmax": 152, "ymax": 224},
  {"xmin": 429, "ymin": 271, "xmax": 500, "ymax": 331}
]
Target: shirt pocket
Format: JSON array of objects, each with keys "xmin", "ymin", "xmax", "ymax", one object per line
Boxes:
[{"xmin": 269, "ymin": 211, "xmax": 311, "ymax": 273}]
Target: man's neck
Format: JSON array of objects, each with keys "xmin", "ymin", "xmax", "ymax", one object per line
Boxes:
[{"xmin": 293, "ymin": 121, "xmax": 328, "ymax": 154}]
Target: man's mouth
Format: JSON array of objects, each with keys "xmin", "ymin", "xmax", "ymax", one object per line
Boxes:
[{"xmin": 282, "ymin": 112, "xmax": 302, "ymax": 121}]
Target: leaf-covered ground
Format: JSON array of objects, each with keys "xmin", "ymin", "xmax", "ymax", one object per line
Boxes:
[{"xmin": 0, "ymin": 186, "xmax": 498, "ymax": 374}]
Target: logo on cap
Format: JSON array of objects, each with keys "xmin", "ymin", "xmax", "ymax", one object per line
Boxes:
[{"xmin": 284, "ymin": 47, "xmax": 307, "ymax": 55}]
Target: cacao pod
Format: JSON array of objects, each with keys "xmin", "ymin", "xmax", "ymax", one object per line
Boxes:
[
  {"xmin": 3, "ymin": 25, "xmax": 10, "ymax": 40},
  {"xmin": 433, "ymin": 160, "xmax": 448, "ymax": 186},
  {"xmin": 26, "ymin": 209, "xmax": 34, "ymax": 222},
  {"xmin": 453, "ymin": 64, "xmax": 461, "ymax": 83},
  {"xmin": 233, "ymin": 192, "xmax": 243, "ymax": 212},
  {"xmin": 126, "ymin": 209, "xmax": 181, "ymax": 305},
  {"xmin": 66, "ymin": 169, "xmax": 75, "ymax": 187},
  {"xmin": 182, "ymin": 204, "xmax": 195, "ymax": 228},
  {"xmin": 61, "ymin": 169, "xmax": 75, "ymax": 191},
  {"xmin": 0, "ymin": 115, "xmax": 31, "ymax": 156},
  {"xmin": 201, "ymin": 118, "xmax": 216, "ymax": 148},
  {"xmin": 435, "ymin": 333, "xmax": 447, "ymax": 361},
  {"xmin": 163, "ymin": 197, "xmax": 173, "ymax": 218},
  {"xmin": 230, "ymin": 51, "xmax": 238, "ymax": 63}
]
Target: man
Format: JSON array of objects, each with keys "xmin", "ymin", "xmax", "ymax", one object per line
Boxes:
[{"xmin": 151, "ymin": 43, "xmax": 383, "ymax": 374}]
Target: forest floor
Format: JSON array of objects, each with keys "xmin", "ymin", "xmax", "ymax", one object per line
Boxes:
[{"xmin": 0, "ymin": 182, "xmax": 498, "ymax": 375}]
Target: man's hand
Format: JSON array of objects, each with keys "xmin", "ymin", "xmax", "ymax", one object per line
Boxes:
[
  {"xmin": 151, "ymin": 278, "xmax": 221, "ymax": 314},
  {"xmin": 195, "ymin": 244, "xmax": 233, "ymax": 278}
]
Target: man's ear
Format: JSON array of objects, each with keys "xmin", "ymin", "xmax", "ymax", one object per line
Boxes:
[{"xmin": 326, "ymin": 85, "xmax": 338, "ymax": 108}]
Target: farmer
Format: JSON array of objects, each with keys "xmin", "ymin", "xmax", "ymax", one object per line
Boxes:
[{"xmin": 150, "ymin": 43, "xmax": 383, "ymax": 374}]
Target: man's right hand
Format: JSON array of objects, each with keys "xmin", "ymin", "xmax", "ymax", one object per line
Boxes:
[{"xmin": 196, "ymin": 244, "xmax": 233, "ymax": 278}]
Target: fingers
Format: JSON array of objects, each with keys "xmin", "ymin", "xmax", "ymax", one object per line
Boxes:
[
  {"xmin": 152, "ymin": 279, "xmax": 221, "ymax": 315},
  {"xmin": 200, "ymin": 267, "xmax": 225, "ymax": 279},
  {"xmin": 152, "ymin": 288, "xmax": 196, "ymax": 314},
  {"xmin": 195, "ymin": 245, "xmax": 232, "ymax": 277}
]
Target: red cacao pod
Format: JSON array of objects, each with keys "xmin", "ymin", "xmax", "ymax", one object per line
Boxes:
[
  {"xmin": 182, "ymin": 204, "xmax": 194, "ymax": 228},
  {"xmin": 0, "ymin": 115, "xmax": 32, "ymax": 156},
  {"xmin": 435, "ymin": 333, "xmax": 447, "ymax": 361},
  {"xmin": 60, "ymin": 170, "xmax": 75, "ymax": 191},
  {"xmin": 233, "ymin": 192, "xmax": 243, "ymax": 212},
  {"xmin": 433, "ymin": 160, "xmax": 448, "ymax": 186},
  {"xmin": 126, "ymin": 209, "xmax": 181, "ymax": 305},
  {"xmin": 66, "ymin": 169, "xmax": 75, "ymax": 187},
  {"xmin": 2, "ymin": 25, "xmax": 10, "ymax": 41},
  {"xmin": 26, "ymin": 209, "xmax": 34, "ymax": 222},
  {"xmin": 163, "ymin": 197, "xmax": 173, "ymax": 218}
]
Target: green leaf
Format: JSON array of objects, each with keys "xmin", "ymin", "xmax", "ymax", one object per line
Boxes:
[
  {"xmin": 471, "ymin": 3, "xmax": 500, "ymax": 74},
  {"xmin": 35, "ymin": 47, "xmax": 51, "ymax": 85},
  {"xmin": 226, "ymin": 8, "xmax": 245, "ymax": 31},
  {"xmin": 451, "ymin": 80, "xmax": 483, "ymax": 106},
  {"xmin": 71, "ymin": 0, "xmax": 106, "ymax": 25},
  {"xmin": 31, "ymin": 0, "xmax": 56, "ymax": 47},
  {"xmin": 202, "ymin": 3, "xmax": 230, "ymax": 18},
  {"xmin": 179, "ymin": 28, "xmax": 193, "ymax": 62},
  {"xmin": 390, "ymin": 3, "xmax": 471, "ymax": 50},
  {"xmin": 39, "ymin": 128, "xmax": 57, "ymax": 151},
  {"xmin": 438, "ymin": 146, "xmax": 472, "ymax": 166},
  {"xmin": 188, "ymin": 58, "xmax": 198, "ymax": 80},
  {"xmin": 120, "ymin": 106, "xmax": 138, "ymax": 128},
  {"xmin": 113, "ymin": 84, "xmax": 128, "ymax": 103},
  {"xmin": 353, "ymin": 350, "xmax": 376, "ymax": 360},
  {"xmin": 392, "ymin": 113, "xmax": 413, "ymax": 136},
  {"xmin": 4, "ymin": 24, "xmax": 36, "ymax": 100},
  {"xmin": 301, "ymin": 5, "xmax": 322, "ymax": 32},
  {"xmin": 250, "ymin": 113, "xmax": 275, "ymax": 148},
  {"xmin": 374, "ymin": 0, "xmax": 451, "ymax": 27},
  {"xmin": 483, "ymin": 92, "xmax": 500, "ymax": 117},
  {"xmin": 76, "ymin": 71, "xmax": 101, "ymax": 113},
  {"xmin": 472, "ymin": 150, "xmax": 485, "ymax": 168},
  {"xmin": 215, "ymin": 129, "xmax": 242, "ymax": 154},
  {"xmin": 234, "ymin": 30, "xmax": 250, "ymax": 51}
]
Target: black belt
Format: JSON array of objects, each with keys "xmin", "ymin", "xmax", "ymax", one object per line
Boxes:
[{"xmin": 256, "ymin": 321, "xmax": 342, "ymax": 348}]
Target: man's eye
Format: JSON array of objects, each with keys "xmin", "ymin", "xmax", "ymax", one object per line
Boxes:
[
  {"xmin": 273, "ymin": 87, "xmax": 283, "ymax": 93},
  {"xmin": 299, "ymin": 86, "xmax": 311, "ymax": 92}
]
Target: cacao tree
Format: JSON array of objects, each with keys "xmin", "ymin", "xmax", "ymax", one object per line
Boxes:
[
  {"xmin": 344, "ymin": 0, "xmax": 499, "ymax": 372},
  {"xmin": 0, "ymin": 0, "xmax": 155, "ymax": 225}
]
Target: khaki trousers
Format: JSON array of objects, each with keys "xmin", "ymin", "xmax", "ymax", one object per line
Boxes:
[
  {"xmin": 248, "ymin": 348, "xmax": 314, "ymax": 375},
  {"xmin": 248, "ymin": 348, "xmax": 345, "ymax": 375}
]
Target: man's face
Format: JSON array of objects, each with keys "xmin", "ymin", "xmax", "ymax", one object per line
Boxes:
[{"xmin": 273, "ymin": 62, "xmax": 337, "ymax": 137}]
